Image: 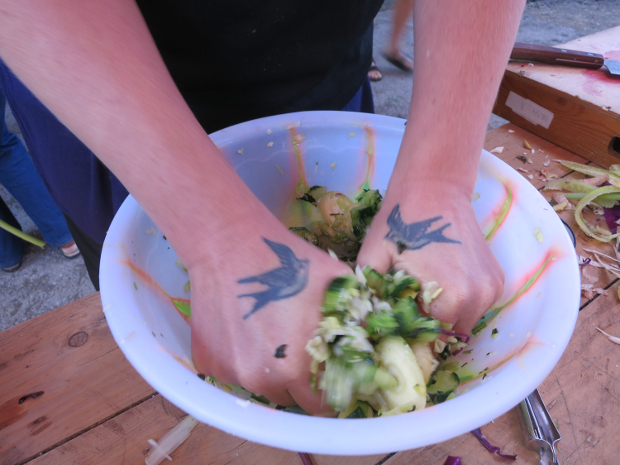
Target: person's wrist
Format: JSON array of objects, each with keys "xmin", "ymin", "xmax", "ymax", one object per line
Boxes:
[
  {"xmin": 390, "ymin": 129, "xmax": 483, "ymax": 195},
  {"xmin": 168, "ymin": 198, "xmax": 287, "ymax": 273},
  {"xmin": 383, "ymin": 177, "xmax": 473, "ymax": 215}
]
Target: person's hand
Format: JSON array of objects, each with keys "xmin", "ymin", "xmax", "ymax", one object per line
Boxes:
[
  {"xmin": 185, "ymin": 217, "xmax": 351, "ymax": 415},
  {"xmin": 357, "ymin": 181, "xmax": 504, "ymax": 335}
]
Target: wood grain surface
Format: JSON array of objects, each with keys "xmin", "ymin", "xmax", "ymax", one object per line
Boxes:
[
  {"xmin": 0, "ymin": 294, "xmax": 155, "ymax": 465},
  {"xmin": 26, "ymin": 394, "xmax": 387, "ymax": 465}
]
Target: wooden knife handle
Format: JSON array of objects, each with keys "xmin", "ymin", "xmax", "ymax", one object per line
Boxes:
[{"xmin": 511, "ymin": 42, "xmax": 604, "ymax": 69}]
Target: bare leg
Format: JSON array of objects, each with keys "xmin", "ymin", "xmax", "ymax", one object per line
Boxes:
[{"xmin": 386, "ymin": 0, "xmax": 414, "ymax": 71}]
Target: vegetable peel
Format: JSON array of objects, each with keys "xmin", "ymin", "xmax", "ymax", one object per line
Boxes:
[
  {"xmin": 575, "ymin": 186, "xmax": 620, "ymax": 242},
  {"xmin": 471, "ymin": 427, "xmax": 516, "ymax": 460},
  {"xmin": 596, "ymin": 327, "xmax": 620, "ymax": 344},
  {"xmin": 145, "ymin": 415, "xmax": 199, "ymax": 465},
  {"xmin": 0, "ymin": 219, "xmax": 46, "ymax": 248},
  {"xmin": 558, "ymin": 160, "xmax": 620, "ymax": 181}
]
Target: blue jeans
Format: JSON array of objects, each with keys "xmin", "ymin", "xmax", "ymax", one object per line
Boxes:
[
  {"xmin": 341, "ymin": 76, "xmax": 375, "ymax": 114},
  {"xmin": 0, "ymin": 90, "xmax": 73, "ymax": 268}
]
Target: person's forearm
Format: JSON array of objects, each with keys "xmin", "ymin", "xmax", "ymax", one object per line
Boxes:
[
  {"xmin": 394, "ymin": 0, "xmax": 525, "ymax": 196},
  {"xmin": 0, "ymin": 0, "xmax": 268, "ymax": 266}
]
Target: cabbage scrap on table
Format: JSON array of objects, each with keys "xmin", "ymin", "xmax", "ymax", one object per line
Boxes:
[
  {"xmin": 544, "ymin": 160, "xmax": 620, "ymax": 242},
  {"xmin": 543, "ymin": 160, "xmax": 620, "ymax": 299}
]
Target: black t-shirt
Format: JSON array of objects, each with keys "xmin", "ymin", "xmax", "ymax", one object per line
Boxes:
[
  {"xmin": 137, "ymin": 0, "xmax": 383, "ymax": 133},
  {"xmin": 0, "ymin": 1, "xmax": 383, "ymax": 246}
]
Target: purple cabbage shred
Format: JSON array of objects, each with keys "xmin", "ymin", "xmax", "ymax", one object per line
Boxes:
[
  {"xmin": 443, "ymin": 456, "xmax": 462, "ymax": 465},
  {"xmin": 440, "ymin": 329, "xmax": 470, "ymax": 344},
  {"xmin": 604, "ymin": 204, "xmax": 620, "ymax": 235},
  {"xmin": 298, "ymin": 452, "xmax": 313, "ymax": 465},
  {"xmin": 471, "ymin": 428, "xmax": 517, "ymax": 461},
  {"xmin": 581, "ymin": 257, "xmax": 591, "ymax": 266}
]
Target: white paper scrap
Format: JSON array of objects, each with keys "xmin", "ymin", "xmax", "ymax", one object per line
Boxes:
[{"xmin": 506, "ymin": 91, "xmax": 554, "ymax": 129}]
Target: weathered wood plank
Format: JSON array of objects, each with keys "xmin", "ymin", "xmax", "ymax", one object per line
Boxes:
[
  {"xmin": 29, "ymin": 395, "xmax": 387, "ymax": 465},
  {"xmin": 0, "ymin": 294, "xmax": 155, "ymax": 465},
  {"xmin": 483, "ymin": 123, "xmax": 589, "ymax": 190}
]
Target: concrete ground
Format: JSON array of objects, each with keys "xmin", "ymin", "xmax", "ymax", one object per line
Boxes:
[{"xmin": 1, "ymin": 0, "xmax": 619, "ymax": 330}]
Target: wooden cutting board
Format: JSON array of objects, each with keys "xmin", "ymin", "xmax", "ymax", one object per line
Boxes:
[{"xmin": 493, "ymin": 26, "xmax": 620, "ymax": 167}]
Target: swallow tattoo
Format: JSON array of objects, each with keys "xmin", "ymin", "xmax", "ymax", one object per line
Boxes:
[
  {"xmin": 385, "ymin": 205, "xmax": 461, "ymax": 253},
  {"xmin": 237, "ymin": 238, "xmax": 310, "ymax": 319}
]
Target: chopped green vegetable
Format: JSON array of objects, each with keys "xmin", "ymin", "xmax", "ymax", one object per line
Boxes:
[
  {"xmin": 322, "ymin": 356, "xmax": 396, "ymax": 412},
  {"xmin": 322, "ymin": 275, "xmax": 360, "ymax": 313},
  {"xmin": 472, "ymin": 321, "xmax": 487, "ymax": 336},
  {"xmin": 175, "ymin": 259, "xmax": 187, "ymax": 273},
  {"xmin": 287, "ymin": 185, "xmax": 383, "ymax": 262},
  {"xmin": 350, "ymin": 190, "xmax": 383, "ymax": 239},
  {"xmin": 289, "ymin": 227, "xmax": 319, "ymax": 245},
  {"xmin": 380, "ymin": 270, "xmax": 420, "ymax": 301},
  {"xmin": 375, "ymin": 336, "xmax": 427, "ymax": 414},
  {"xmin": 391, "ymin": 297, "xmax": 420, "ymax": 333},
  {"xmin": 171, "ymin": 298, "xmax": 191, "ymax": 317},
  {"xmin": 362, "ymin": 266, "xmax": 383, "ymax": 291},
  {"xmin": 295, "ymin": 180, "xmax": 310, "ymax": 199},
  {"xmin": 366, "ymin": 313, "xmax": 399, "ymax": 338},
  {"xmin": 306, "ymin": 266, "xmax": 458, "ymax": 416},
  {"xmin": 427, "ymin": 370, "xmax": 460, "ymax": 404},
  {"xmin": 308, "ymin": 185, "xmax": 327, "ymax": 199},
  {"xmin": 341, "ymin": 400, "xmax": 373, "ymax": 419}
]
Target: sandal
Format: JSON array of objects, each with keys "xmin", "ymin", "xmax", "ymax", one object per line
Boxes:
[
  {"xmin": 61, "ymin": 241, "xmax": 81, "ymax": 259},
  {"xmin": 368, "ymin": 60, "xmax": 382, "ymax": 82},
  {"xmin": 2, "ymin": 261, "xmax": 22, "ymax": 272},
  {"xmin": 383, "ymin": 51, "xmax": 413, "ymax": 72}
]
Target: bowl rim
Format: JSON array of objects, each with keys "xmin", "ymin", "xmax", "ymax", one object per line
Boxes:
[{"xmin": 100, "ymin": 110, "xmax": 580, "ymax": 455}]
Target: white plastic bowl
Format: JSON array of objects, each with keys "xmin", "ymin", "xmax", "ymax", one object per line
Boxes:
[{"xmin": 100, "ymin": 111, "xmax": 580, "ymax": 455}]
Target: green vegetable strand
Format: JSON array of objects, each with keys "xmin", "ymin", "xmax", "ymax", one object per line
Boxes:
[{"xmin": 0, "ymin": 219, "xmax": 45, "ymax": 248}]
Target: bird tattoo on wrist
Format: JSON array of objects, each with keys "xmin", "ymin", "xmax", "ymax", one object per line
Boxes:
[
  {"xmin": 237, "ymin": 238, "xmax": 310, "ymax": 319},
  {"xmin": 385, "ymin": 205, "xmax": 460, "ymax": 253}
]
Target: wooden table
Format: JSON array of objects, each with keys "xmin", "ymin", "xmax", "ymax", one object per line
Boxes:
[{"xmin": 2, "ymin": 124, "xmax": 620, "ymax": 465}]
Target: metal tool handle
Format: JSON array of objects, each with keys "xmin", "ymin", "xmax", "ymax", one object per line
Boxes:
[
  {"xmin": 511, "ymin": 42, "xmax": 604, "ymax": 70},
  {"xmin": 517, "ymin": 389, "xmax": 562, "ymax": 465}
]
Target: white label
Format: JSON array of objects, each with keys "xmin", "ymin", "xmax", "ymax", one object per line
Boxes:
[{"xmin": 505, "ymin": 91, "xmax": 554, "ymax": 129}]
